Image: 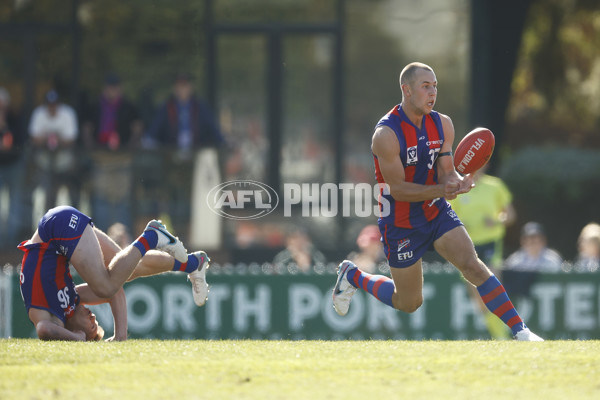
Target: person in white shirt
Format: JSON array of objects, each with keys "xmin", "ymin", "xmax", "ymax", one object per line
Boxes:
[
  {"xmin": 29, "ymin": 90, "xmax": 78, "ymax": 147},
  {"xmin": 28, "ymin": 90, "xmax": 80, "ymax": 211}
]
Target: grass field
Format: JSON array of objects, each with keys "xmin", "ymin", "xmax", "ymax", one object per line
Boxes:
[{"xmin": 1, "ymin": 339, "xmax": 599, "ymax": 400}]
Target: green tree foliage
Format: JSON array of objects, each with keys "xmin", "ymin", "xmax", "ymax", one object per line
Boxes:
[
  {"xmin": 78, "ymin": 1, "xmax": 206, "ymax": 100},
  {"xmin": 507, "ymin": 0, "xmax": 600, "ymax": 149},
  {"xmin": 500, "ymin": 146, "xmax": 600, "ymax": 258}
]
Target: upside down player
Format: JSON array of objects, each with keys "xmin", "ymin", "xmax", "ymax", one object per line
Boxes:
[
  {"xmin": 19, "ymin": 206, "xmax": 210, "ymax": 341},
  {"xmin": 332, "ymin": 62, "xmax": 543, "ymax": 341},
  {"xmin": 59, "ymin": 240, "xmax": 210, "ymax": 341}
]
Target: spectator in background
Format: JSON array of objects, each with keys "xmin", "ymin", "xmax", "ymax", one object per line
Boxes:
[
  {"xmin": 27, "ymin": 90, "xmax": 80, "ymax": 211},
  {"xmin": 82, "ymin": 72, "xmax": 142, "ymax": 150},
  {"xmin": 81, "ymin": 73, "xmax": 143, "ymax": 232},
  {"xmin": 449, "ymin": 167, "xmax": 515, "ymax": 339},
  {"xmin": 575, "ymin": 222, "xmax": 600, "ymax": 272},
  {"xmin": 502, "ymin": 222, "xmax": 563, "ymax": 299},
  {"xmin": 504, "ymin": 222, "xmax": 563, "ymax": 272},
  {"xmin": 347, "ymin": 225, "xmax": 386, "ymax": 274},
  {"xmin": 145, "ymin": 72, "xmax": 225, "ymax": 240},
  {"xmin": 273, "ymin": 227, "xmax": 327, "ymax": 273},
  {"xmin": 147, "ymin": 72, "xmax": 224, "ymax": 151},
  {"xmin": 0, "ymin": 87, "xmax": 27, "ymax": 245}
]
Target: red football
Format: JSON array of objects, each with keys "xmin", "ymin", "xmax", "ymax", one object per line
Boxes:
[{"xmin": 453, "ymin": 127, "xmax": 495, "ymax": 174}]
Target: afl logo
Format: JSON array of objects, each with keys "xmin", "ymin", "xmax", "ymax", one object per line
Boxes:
[{"xmin": 207, "ymin": 180, "xmax": 279, "ymax": 220}]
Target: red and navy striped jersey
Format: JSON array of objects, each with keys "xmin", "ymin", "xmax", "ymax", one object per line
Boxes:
[
  {"xmin": 373, "ymin": 105, "xmax": 447, "ymax": 228},
  {"xmin": 18, "ymin": 240, "xmax": 79, "ymax": 323}
]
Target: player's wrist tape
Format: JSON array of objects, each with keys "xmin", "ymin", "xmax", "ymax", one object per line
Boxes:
[{"xmin": 438, "ymin": 151, "xmax": 452, "ymax": 157}]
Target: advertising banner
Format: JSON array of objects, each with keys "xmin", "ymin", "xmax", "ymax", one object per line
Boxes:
[{"xmin": 7, "ymin": 271, "xmax": 600, "ymax": 340}]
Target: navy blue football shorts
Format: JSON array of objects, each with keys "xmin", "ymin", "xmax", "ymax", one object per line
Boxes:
[
  {"xmin": 37, "ymin": 206, "xmax": 93, "ymax": 260},
  {"xmin": 379, "ymin": 202, "xmax": 463, "ymax": 268}
]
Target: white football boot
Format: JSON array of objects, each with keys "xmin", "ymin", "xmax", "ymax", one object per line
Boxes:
[
  {"xmin": 144, "ymin": 220, "xmax": 188, "ymax": 263},
  {"xmin": 514, "ymin": 327, "xmax": 544, "ymax": 341},
  {"xmin": 188, "ymin": 251, "xmax": 210, "ymax": 306},
  {"xmin": 332, "ymin": 260, "xmax": 358, "ymax": 316}
]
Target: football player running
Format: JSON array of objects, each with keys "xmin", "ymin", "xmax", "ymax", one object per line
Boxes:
[{"xmin": 332, "ymin": 62, "xmax": 543, "ymax": 341}]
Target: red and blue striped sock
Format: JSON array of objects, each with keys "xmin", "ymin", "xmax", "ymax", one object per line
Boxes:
[
  {"xmin": 347, "ymin": 268, "xmax": 394, "ymax": 308},
  {"xmin": 477, "ymin": 275, "xmax": 525, "ymax": 336},
  {"xmin": 132, "ymin": 230, "xmax": 159, "ymax": 257},
  {"xmin": 172, "ymin": 254, "xmax": 199, "ymax": 273}
]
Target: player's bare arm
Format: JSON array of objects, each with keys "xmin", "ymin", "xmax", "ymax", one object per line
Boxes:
[
  {"xmin": 77, "ymin": 284, "xmax": 128, "ymax": 341},
  {"xmin": 436, "ymin": 113, "xmax": 473, "ymax": 199},
  {"xmin": 372, "ymin": 125, "xmax": 456, "ymax": 201},
  {"xmin": 106, "ymin": 288, "xmax": 128, "ymax": 341}
]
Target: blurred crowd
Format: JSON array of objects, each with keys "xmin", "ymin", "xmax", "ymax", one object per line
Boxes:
[
  {"xmin": 0, "ymin": 71, "xmax": 337, "ymax": 257},
  {"xmin": 0, "ymin": 72, "xmax": 225, "ymax": 248}
]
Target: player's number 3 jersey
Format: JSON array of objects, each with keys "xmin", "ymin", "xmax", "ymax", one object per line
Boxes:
[{"xmin": 373, "ymin": 105, "xmax": 447, "ymax": 229}]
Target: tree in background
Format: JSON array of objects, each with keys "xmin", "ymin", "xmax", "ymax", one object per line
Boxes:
[{"xmin": 507, "ymin": 0, "xmax": 600, "ymax": 149}]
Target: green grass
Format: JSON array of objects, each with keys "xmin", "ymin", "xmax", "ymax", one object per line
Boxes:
[{"xmin": 1, "ymin": 339, "xmax": 599, "ymax": 400}]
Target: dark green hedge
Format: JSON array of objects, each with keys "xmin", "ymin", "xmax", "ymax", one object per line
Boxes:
[{"xmin": 499, "ymin": 147, "xmax": 600, "ymax": 259}]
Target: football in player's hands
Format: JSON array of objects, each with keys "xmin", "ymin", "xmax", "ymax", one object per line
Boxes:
[{"xmin": 454, "ymin": 127, "xmax": 495, "ymax": 174}]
